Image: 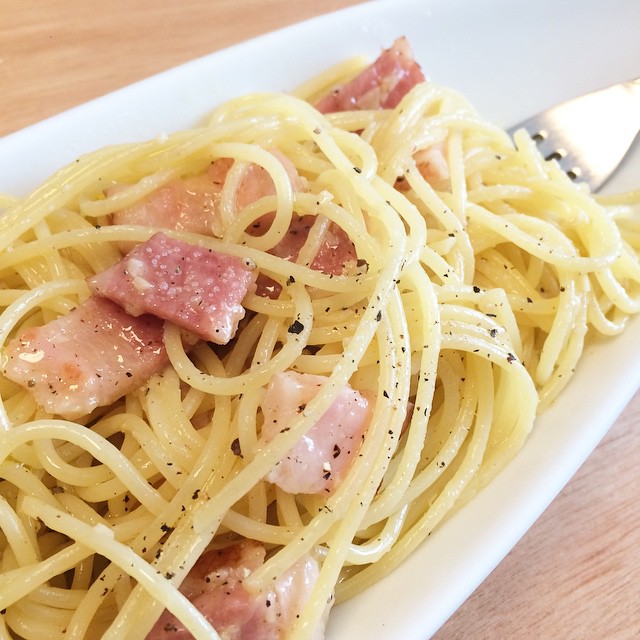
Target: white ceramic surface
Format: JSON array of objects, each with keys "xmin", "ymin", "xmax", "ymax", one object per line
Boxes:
[{"xmin": 1, "ymin": 0, "xmax": 639, "ymax": 638}]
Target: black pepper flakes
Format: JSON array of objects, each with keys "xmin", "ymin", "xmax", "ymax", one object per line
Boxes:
[
  {"xmin": 231, "ymin": 438, "xmax": 243, "ymax": 457},
  {"xmin": 288, "ymin": 319, "xmax": 304, "ymax": 334}
]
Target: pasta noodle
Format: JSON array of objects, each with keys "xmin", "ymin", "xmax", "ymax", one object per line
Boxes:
[{"xmin": 0, "ymin": 42, "xmax": 639, "ymax": 640}]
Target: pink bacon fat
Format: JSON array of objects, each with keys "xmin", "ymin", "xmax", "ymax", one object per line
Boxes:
[
  {"xmin": 111, "ymin": 151, "xmax": 305, "ymax": 240},
  {"xmin": 262, "ymin": 371, "xmax": 371, "ymax": 495},
  {"xmin": 315, "ymin": 36, "xmax": 425, "ymax": 114},
  {"xmin": 314, "ymin": 37, "xmax": 448, "ymax": 187},
  {"xmin": 87, "ymin": 232, "xmax": 256, "ymax": 344},
  {"xmin": 111, "ymin": 161, "xmax": 231, "ymax": 240},
  {"xmin": 1, "ymin": 296, "xmax": 166, "ymax": 420},
  {"xmin": 147, "ymin": 540, "xmax": 328, "ymax": 640}
]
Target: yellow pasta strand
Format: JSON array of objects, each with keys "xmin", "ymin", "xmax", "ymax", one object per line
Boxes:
[{"xmin": 0, "ymin": 46, "xmax": 638, "ymax": 640}]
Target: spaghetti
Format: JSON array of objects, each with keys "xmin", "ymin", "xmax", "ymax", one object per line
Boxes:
[{"xmin": 0, "ymin": 39, "xmax": 638, "ymax": 639}]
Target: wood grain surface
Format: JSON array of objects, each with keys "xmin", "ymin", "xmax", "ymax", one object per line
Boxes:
[{"xmin": 2, "ymin": 1, "xmax": 639, "ymax": 638}]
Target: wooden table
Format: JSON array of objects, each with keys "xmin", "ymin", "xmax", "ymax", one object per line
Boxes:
[{"xmin": 2, "ymin": 2, "xmax": 639, "ymax": 638}]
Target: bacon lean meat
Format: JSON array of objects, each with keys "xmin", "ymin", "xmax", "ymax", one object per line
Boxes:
[
  {"xmin": 146, "ymin": 540, "xmax": 328, "ymax": 640},
  {"xmin": 315, "ymin": 36, "xmax": 425, "ymax": 113},
  {"xmin": 88, "ymin": 232, "xmax": 256, "ymax": 344}
]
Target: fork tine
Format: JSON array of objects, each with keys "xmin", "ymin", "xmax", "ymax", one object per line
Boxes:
[
  {"xmin": 507, "ymin": 78, "xmax": 640, "ymax": 191},
  {"xmin": 512, "ymin": 119, "xmax": 585, "ymax": 182}
]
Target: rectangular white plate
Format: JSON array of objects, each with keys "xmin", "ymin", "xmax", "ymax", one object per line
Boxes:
[{"xmin": 2, "ymin": 0, "xmax": 639, "ymax": 637}]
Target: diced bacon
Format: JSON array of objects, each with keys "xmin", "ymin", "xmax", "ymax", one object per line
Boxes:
[
  {"xmin": 262, "ymin": 371, "xmax": 371, "ymax": 494},
  {"xmin": 307, "ymin": 224, "xmax": 357, "ymax": 275},
  {"xmin": 267, "ymin": 554, "xmax": 328, "ymax": 640},
  {"xmin": 253, "ymin": 214, "xmax": 358, "ymax": 298},
  {"xmin": 87, "ymin": 232, "xmax": 256, "ymax": 344},
  {"xmin": 146, "ymin": 540, "xmax": 328, "ymax": 640},
  {"xmin": 112, "ymin": 161, "xmax": 231, "ymax": 239},
  {"xmin": 395, "ymin": 142, "xmax": 450, "ymax": 192},
  {"xmin": 414, "ymin": 143, "xmax": 450, "ymax": 187},
  {"xmin": 315, "ymin": 37, "xmax": 425, "ymax": 114},
  {"xmin": 110, "ymin": 143, "xmax": 357, "ymax": 300},
  {"xmin": 112, "ymin": 151, "xmax": 305, "ymax": 240},
  {"xmin": 268, "ymin": 215, "xmax": 357, "ymax": 275},
  {"xmin": 235, "ymin": 151, "xmax": 306, "ymax": 212},
  {"xmin": 1, "ymin": 296, "xmax": 166, "ymax": 419}
]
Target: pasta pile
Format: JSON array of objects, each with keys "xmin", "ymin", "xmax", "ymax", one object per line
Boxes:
[{"xmin": 0, "ymin": 47, "xmax": 638, "ymax": 639}]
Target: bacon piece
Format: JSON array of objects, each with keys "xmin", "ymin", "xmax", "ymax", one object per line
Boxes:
[
  {"xmin": 315, "ymin": 37, "xmax": 425, "ymax": 114},
  {"xmin": 253, "ymin": 214, "xmax": 358, "ymax": 298},
  {"xmin": 267, "ymin": 215, "xmax": 357, "ymax": 275},
  {"xmin": 112, "ymin": 161, "xmax": 231, "ymax": 240},
  {"xmin": 1, "ymin": 296, "xmax": 166, "ymax": 419},
  {"xmin": 315, "ymin": 38, "xmax": 449, "ymax": 189},
  {"xmin": 112, "ymin": 152, "xmax": 305, "ymax": 240},
  {"xmin": 146, "ymin": 540, "xmax": 327, "ymax": 640},
  {"xmin": 414, "ymin": 143, "xmax": 450, "ymax": 187},
  {"xmin": 262, "ymin": 371, "xmax": 371, "ymax": 494},
  {"xmin": 394, "ymin": 142, "xmax": 450, "ymax": 192},
  {"xmin": 234, "ymin": 153, "xmax": 306, "ymax": 212},
  {"xmin": 111, "ymin": 144, "xmax": 357, "ymax": 299},
  {"xmin": 87, "ymin": 232, "xmax": 256, "ymax": 344}
]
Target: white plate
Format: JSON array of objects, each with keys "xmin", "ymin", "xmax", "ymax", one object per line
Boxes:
[{"xmin": 2, "ymin": 0, "xmax": 640, "ymax": 638}]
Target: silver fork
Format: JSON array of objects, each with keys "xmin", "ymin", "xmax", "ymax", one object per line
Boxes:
[{"xmin": 507, "ymin": 78, "xmax": 640, "ymax": 191}]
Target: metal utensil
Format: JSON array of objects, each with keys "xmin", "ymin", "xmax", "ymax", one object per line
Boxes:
[{"xmin": 507, "ymin": 78, "xmax": 640, "ymax": 191}]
